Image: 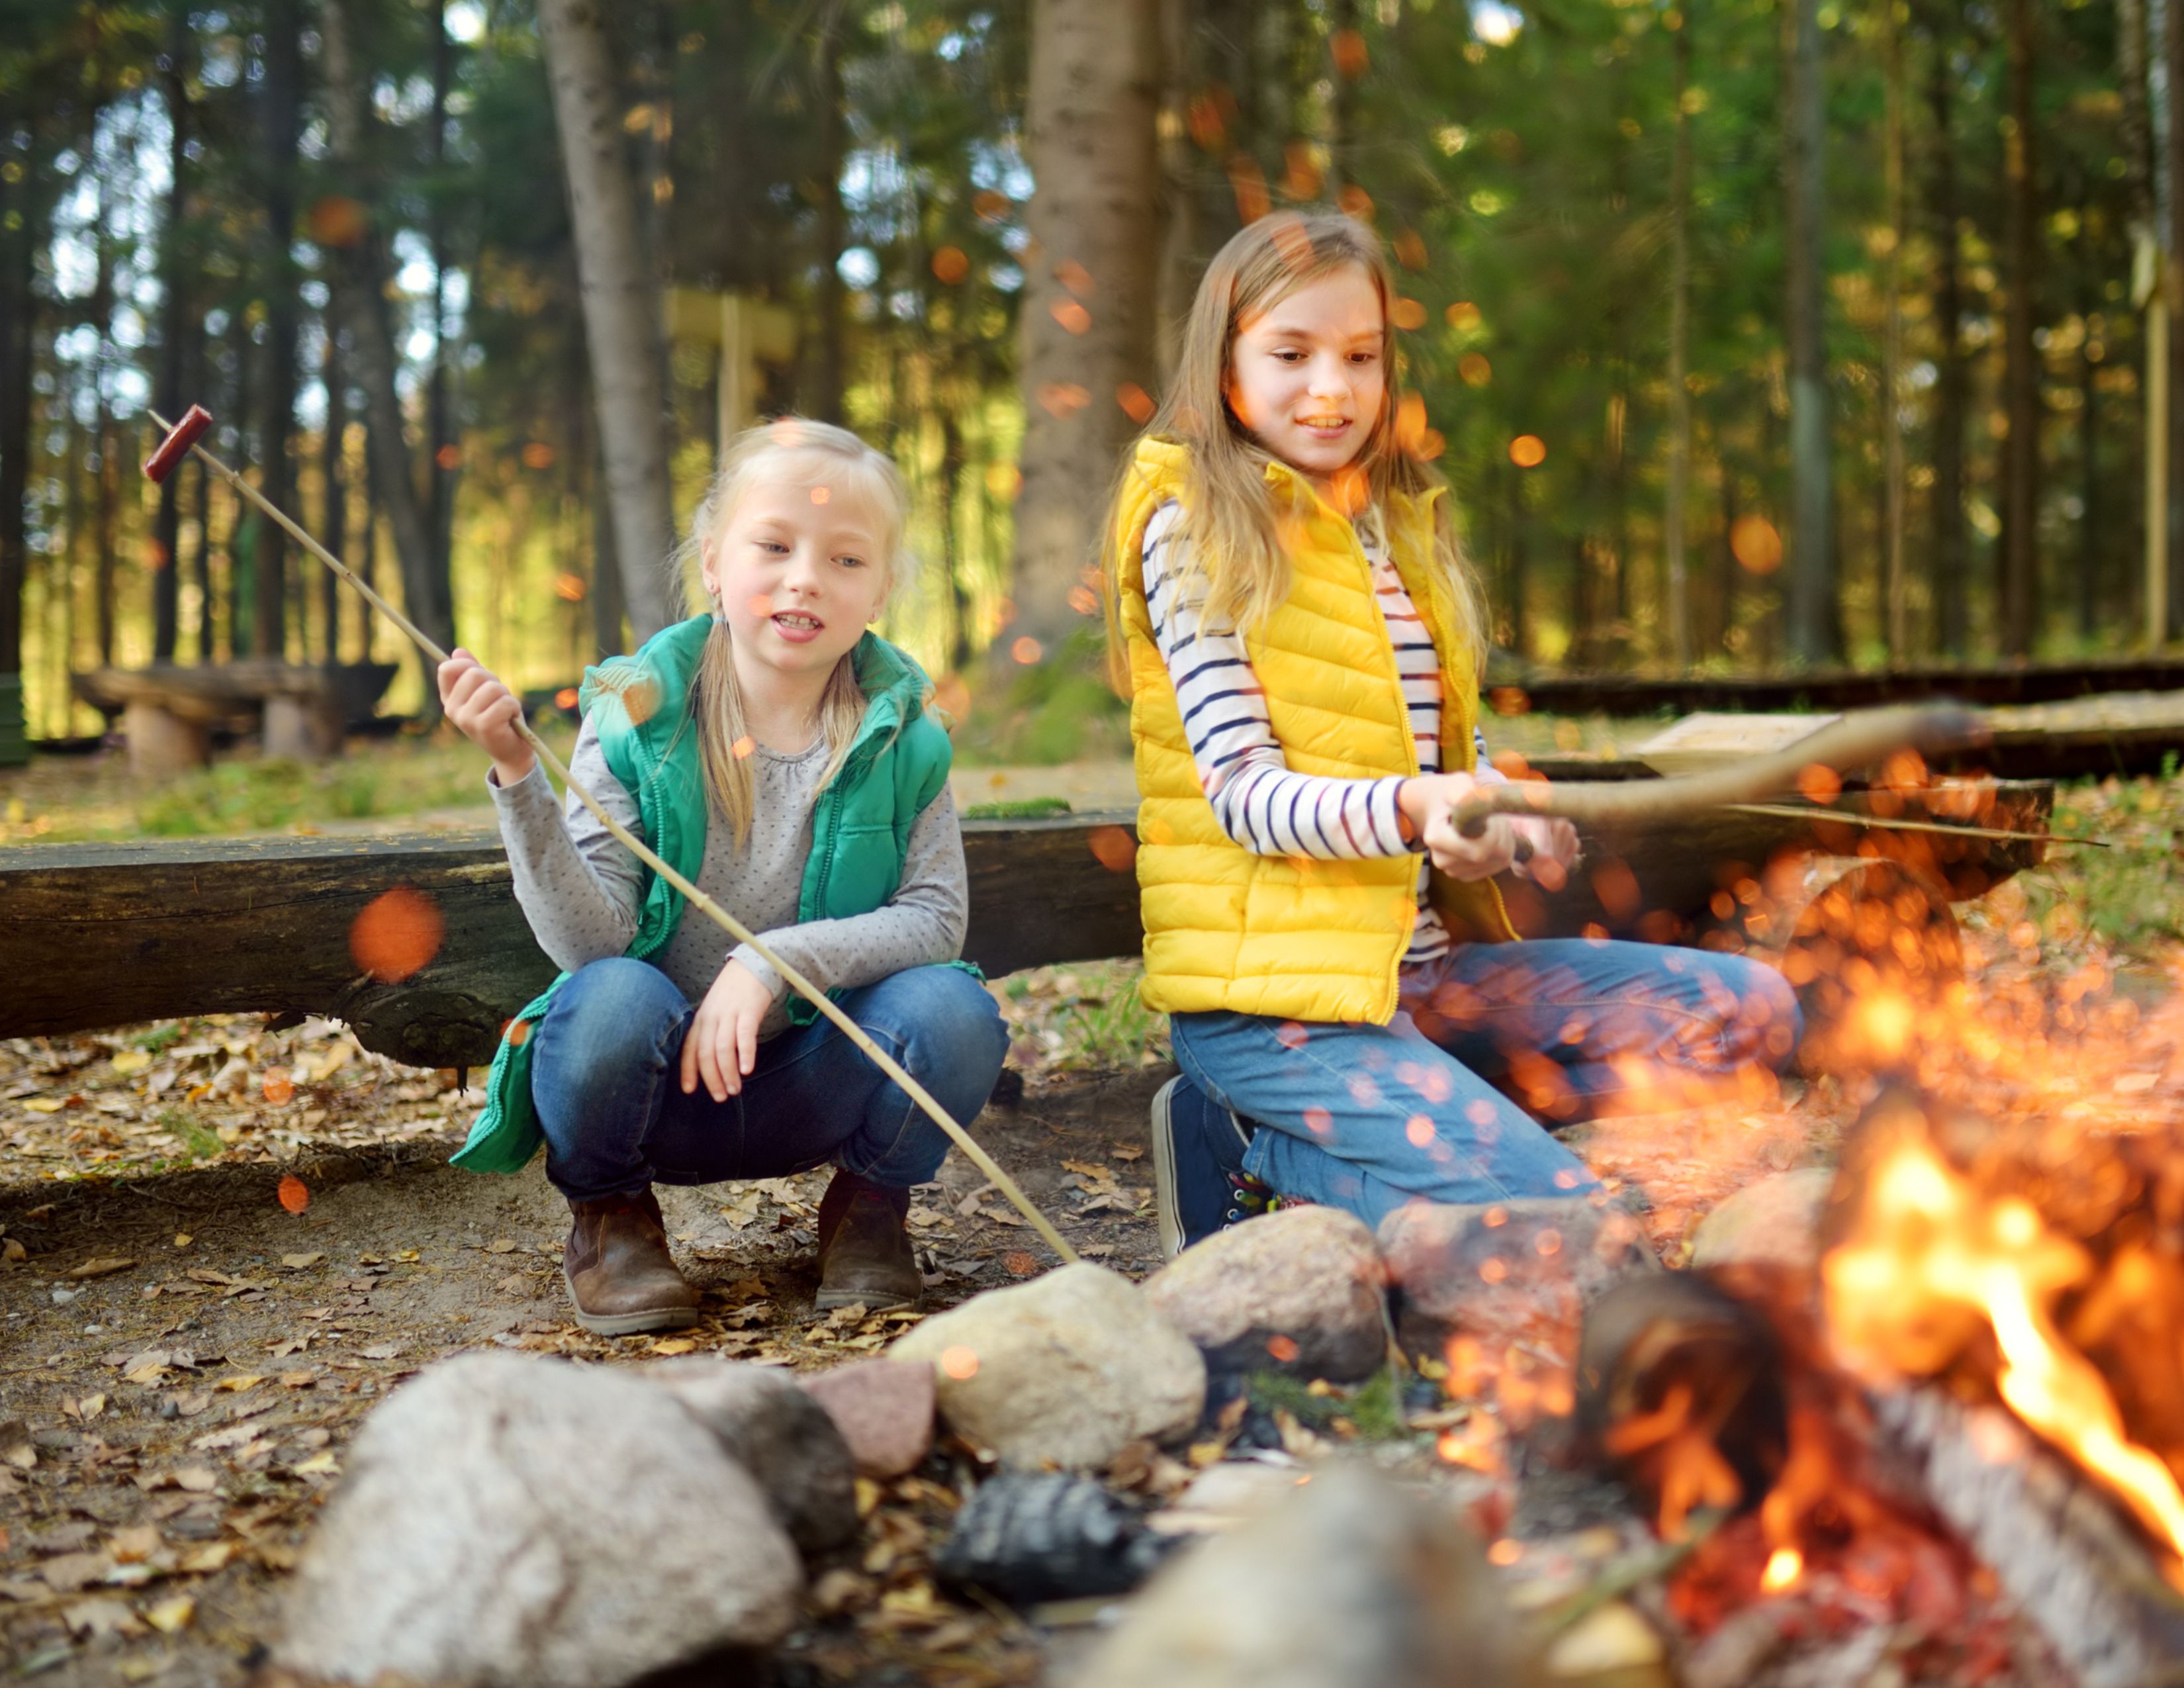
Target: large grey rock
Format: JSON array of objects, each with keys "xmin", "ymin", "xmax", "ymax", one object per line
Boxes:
[
  {"xmin": 1688, "ymin": 1167, "xmax": 1834, "ymax": 1272},
  {"xmin": 645, "ymin": 1357, "xmax": 857, "ymax": 1552},
  {"xmin": 1144, "ymin": 1205, "xmax": 1387, "ymax": 1382},
  {"xmin": 1069, "ymin": 1462, "xmax": 1534, "ymax": 1688},
  {"xmin": 891, "ymin": 1263, "xmax": 1205, "ymax": 1470},
  {"xmin": 1377, "ymin": 1194, "xmax": 1655, "ymax": 1362},
  {"xmin": 277, "ymin": 1352, "xmax": 801, "ymax": 1688}
]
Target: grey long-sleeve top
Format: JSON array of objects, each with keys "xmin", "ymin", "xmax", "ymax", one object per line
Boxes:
[{"xmin": 489, "ymin": 718, "xmax": 971, "ymax": 1039}]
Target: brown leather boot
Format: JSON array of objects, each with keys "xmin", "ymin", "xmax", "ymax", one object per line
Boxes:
[
  {"xmin": 562, "ymin": 1188, "xmax": 702, "ymax": 1336},
  {"xmin": 814, "ymin": 1171, "xmax": 923, "ymax": 1313}
]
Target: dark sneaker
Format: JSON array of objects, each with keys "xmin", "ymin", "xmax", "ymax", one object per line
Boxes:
[
  {"xmin": 815, "ymin": 1170, "xmax": 924, "ymax": 1312},
  {"xmin": 1150, "ymin": 1075, "xmax": 1272, "ymax": 1259},
  {"xmin": 563, "ymin": 1188, "xmax": 703, "ymax": 1336}
]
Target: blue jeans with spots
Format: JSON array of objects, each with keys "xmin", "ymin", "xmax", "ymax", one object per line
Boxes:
[
  {"xmin": 1165, "ymin": 939, "xmax": 1802, "ymax": 1230},
  {"xmin": 529, "ymin": 956, "xmax": 1008, "ymax": 1203}
]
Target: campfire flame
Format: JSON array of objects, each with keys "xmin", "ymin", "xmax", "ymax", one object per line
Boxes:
[{"xmin": 1823, "ymin": 1100, "xmax": 2184, "ymax": 1577}]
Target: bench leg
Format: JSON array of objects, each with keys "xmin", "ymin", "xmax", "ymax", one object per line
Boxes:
[
  {"xmin": 262, "ymin": 694, "xmax": 344, "ymax": 761},
  {"xmin": 122, "ymin": 700, "xmax": 211, "ymax": 780}
]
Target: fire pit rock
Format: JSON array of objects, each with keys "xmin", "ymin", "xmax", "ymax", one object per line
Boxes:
[
  {"xmin": 275, "ymin": 1350, "xmax": 802, "ymax": 1688},
  {"xmin": 643, "ymin": 1356, "xmax": 858, "ymax": 1553},
  {"xmin": 1070, "ymin": 1460, "xmax": 1531, "ymax": 1688},
  {"xmin": 1378, "ymin": 1193, "xmax": 1656, "ymax": 1359},
  {"xmin": 798, "ymin": 1356, "xmax": 936, "ymax": 1478},
  {"xmin": 891, "ymin": 1262, "xmax": 1205, "ymax": 1470},
  {"xmin": 1142, "ymin": 1204, "xmax": 1388, "ymax": 1382},
  {"xmin": 1687, "ymin": 1166, "xmax": 1833, "ymax": 1272}
]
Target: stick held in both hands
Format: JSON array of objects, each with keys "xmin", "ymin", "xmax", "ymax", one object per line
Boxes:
[
  {"xmin": 1451, "ymin": 702, "xmax": 1992, "ymax": 839},
  {"xmin": 142, "ymin": 406, "xmax": 1079, "ymax": 1266}
]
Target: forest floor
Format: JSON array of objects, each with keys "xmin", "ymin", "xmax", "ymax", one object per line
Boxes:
[{"xmin": 4, "ymin": 910, "xmax": 2175, "ymax": 1683}]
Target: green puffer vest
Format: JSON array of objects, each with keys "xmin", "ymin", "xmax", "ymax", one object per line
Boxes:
[{"xmin": 449, "ymin": 616, "xmax": 958, "ymax": 1174}]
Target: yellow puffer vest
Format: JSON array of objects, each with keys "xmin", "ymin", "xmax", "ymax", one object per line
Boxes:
[{"xmin": 1112, "ymin": 437, "xmax": 1515, "ymax": 1025}]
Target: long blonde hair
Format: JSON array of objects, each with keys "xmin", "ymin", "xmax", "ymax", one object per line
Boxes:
[
  {"xmin": 1104, "ymin": 209, "xmax": 1486, "ymax": 669},
  {"xmin": 680, "ymin": 418, "xmax": 912, "ymax": 847}
]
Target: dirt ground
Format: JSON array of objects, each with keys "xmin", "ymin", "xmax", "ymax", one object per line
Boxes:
[{"xmin": 0, "ymin": 1035, "xmax": 1175, "ymax": 1687}]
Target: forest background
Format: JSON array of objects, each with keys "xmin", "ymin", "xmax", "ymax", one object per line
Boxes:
[{"xmin": 0, "ymin": 0, "xmax": 2160, "ymax": 751}]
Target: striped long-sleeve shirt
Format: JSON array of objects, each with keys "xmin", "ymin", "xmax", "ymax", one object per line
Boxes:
[{"xmin": 1140, "ymin": 497, "xmax": 1498, "ymax": 966}]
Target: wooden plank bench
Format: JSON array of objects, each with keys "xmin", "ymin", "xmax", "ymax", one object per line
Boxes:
[
  {"xmin": 71, "ymin": 660, "xmax": 400, "ymax": 776},
  {"xmin": 0, "ymin": 787, "xmax": 2052, "ymax": 1072}
]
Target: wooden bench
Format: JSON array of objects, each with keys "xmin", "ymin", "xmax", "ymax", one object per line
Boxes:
[
  {"xmin": 71, "ymin": 661, "xmax": 399, "ymax": 776},
  {"xmin": 0, "ymin": 790, "xmax": 2052, "ymax": 1072}
]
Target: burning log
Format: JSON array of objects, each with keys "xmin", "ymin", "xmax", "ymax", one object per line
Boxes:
[
  {"xmin": 1576, "ymin": 1272, "xmax": 1788, "ymax": 1540},
  {"xmin": 1869, "ymin": 1385, "xmax": 2184, "ymax": 1688}
]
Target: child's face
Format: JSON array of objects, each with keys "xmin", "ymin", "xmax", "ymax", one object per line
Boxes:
[
  {"xmin": 702, "ymin": 463, "xmax": 891, "ymax": 690},
  {"xmin": 1224, "ymin": 264, "xmax": 1388, "ymax": 485}
]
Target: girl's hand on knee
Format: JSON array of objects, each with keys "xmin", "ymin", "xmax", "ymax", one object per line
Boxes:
[
  {"xmin": 1512, "ymin": 816, "xmax": 1581, "ymax": 892},
  {"xmin": 1403, "ymin": 773, "xmax": 1519, "ymax": 882},
  {"xmin": 682, "ymin": 959, "xmax": 773, "ymax": 1102},
  {"xmin": 438, "ymin": 650, "xmax": 535, "ymax": 786}
]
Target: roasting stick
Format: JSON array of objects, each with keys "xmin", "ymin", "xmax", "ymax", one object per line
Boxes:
[
  {"xmin": 146, "ymin": 406, "xmax": 1079, "ymax": 1266},
  {"xmin": 1451, "ymin": 702, "xmax": 1992, "ymax": 842},
  {"xmin": 1720, "ymin": 802, "xmax": 2107, "ymax": 849}
]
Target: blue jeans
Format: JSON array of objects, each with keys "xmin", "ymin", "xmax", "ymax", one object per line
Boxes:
[
  {"xmin": 1167, "ymin": 939, "xmax": 1801, "ymax": 1230},
  {"xmin": 529, "ymin": 956, "xmax": 1009, "ymax": 1203}
]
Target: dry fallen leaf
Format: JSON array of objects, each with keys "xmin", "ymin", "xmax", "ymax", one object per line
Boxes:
[
  {"xmin": 216, "ymin": 1375, "xmax": 263, "ymax": 1393},
  {"xmin": 278, "ymin": 1371, "xmax": 318, "ymax": 1389},
  {"xmin": 173, "ymin": 1466, "xmax": 218, "ymax": 1493},
  {"xmin": 144, "ymin": 1593, "xmax": 195, "ymax": 1634},
  {"xmin": 108, "ymin": 1525, "xmax": 160, "ymax": 1564},
  {"xmin": 649, "ymin": 1338, "xmax": 698, "ymax": 1357},
  {"xmin": 110, "ymin": 1049, "xmax": 151, "ymax": 1076},
  {"xmin": 66, "ymin": 1256, "xmax": 136, "ymax": 1280},
  {"xmin": 281, "ymin": 1252, "xmax": 325, "ymax": 1270},
  {"xmin": 358, "ymin": 1342, "xmax": 402, "ymax": 1361},
  {"xmin": 176, "ymin": 1542, "xmax": 232, "ymax": 1574},
  {"xmin": 486, "ymin": 1237, "xmax": 517, "ymax": 1254}
]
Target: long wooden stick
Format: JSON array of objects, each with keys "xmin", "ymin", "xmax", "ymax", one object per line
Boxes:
[
  {"xmin": 1721, "ymin": 802, "xmax": 2107, "ymax": 848},
  {"xmin": 153, "ymin": 410, "xmax": 1079, "ymax": 1265},
  {"xmin": 1453, "ymin": 702, "xmax": 1990, "ymax": 836}
]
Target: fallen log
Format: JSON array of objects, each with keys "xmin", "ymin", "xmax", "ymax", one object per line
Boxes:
[{"xmin": 0, "ymin": 789, "xmax": 2051, "ymax": 1070}]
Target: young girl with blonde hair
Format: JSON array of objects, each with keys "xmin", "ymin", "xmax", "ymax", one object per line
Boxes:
[
  {"xmin": 440, "ymin": 419, "xmax": 1005, "ymax": 1331},
  {"xmin": 1107, "ymin": 211, "xmax": 1799, "ymax": 1254}
]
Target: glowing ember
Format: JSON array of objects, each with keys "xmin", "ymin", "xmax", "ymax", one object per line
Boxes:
[
  {"xmin": 349, "ymin": 886, "xmax": 445, "ymax": 985},
  {"xmin": 1760, "ymin": 1546, "xmax": 1802, "ymax": 1591}
]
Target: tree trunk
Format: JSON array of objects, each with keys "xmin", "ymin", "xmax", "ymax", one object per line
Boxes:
[
  {"xmin": 255, "ymin": 0, "xmax": 302, "ymax": 661},
  {"xmin": 320, "ymin": 323, "xmax": 347, "ymax": 670},
  {"xmin": 2079, "ymin": 198, "xmax": 2100, "ymax": 640},
  {"xmin": 536, "ymin": 0, "xmax": 677, "ymax": 641},
  {"xmin": 1882, "ymin": 0, "xmax": 1908, "ymax": 659},
  {"xmin": 1784, "ymin": 0, "xmax": 1839, "ymax": 664},
  {"xmin": 320, "ymin": 0, "xmax": 457, "ymax": 700},
  {"xmin": 428, "ymin": 0, "xmax": 459, "ymax": 626},
  {"xmin": 1012, "ymin": 0, "xmax": 1162, "ymax": 661},
  {"xmin": 1328, "ymin": 0, "xmax": 1359, "ymax": 194},
  {"xmin": 942, "ymin": 400, "xmax": 973, "ymax": 673},
  {"xmin": 1926, "ymin": 20, "xmax": 1969, "ymax": 657},
  {"xmin": 2167, "ymin": 0, "xmax": 2184, "ymax": 635},
  {"xmin": 815, "ymin": 5, "xmax": 847, "ymax": 426},
  {"xmin": 0, "ymin": 129, "xmax": 33, "ymax": 702},
  {"xmin": 1664, "ymin": 6, "xmax": 1694, "ymax": 672},
  {"xmin": 153, "ymin": 1, "xmax": 190, "ymax": 665},
  {"xmin": 1997, "ymin": 0, "xmax": 2040, "ymax": 657},
  {"xmin": 91, "ymin": 180, "xmax": 116, "ymax": 671}
]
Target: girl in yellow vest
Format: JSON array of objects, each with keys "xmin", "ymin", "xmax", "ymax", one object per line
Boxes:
[{"xmin": 1104, "ymin": 212, "xmax": 1801, "ymax": 1255}]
